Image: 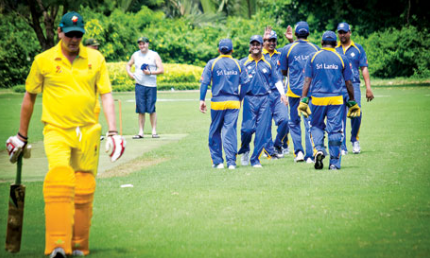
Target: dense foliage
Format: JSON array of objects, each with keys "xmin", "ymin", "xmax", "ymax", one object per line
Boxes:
[{"xmin": 0, "ymin": 1, "xmax": 429, "ymax": 88}]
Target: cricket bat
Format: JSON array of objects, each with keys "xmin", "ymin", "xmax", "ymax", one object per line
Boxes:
[{"xmin": 5, "ymin": 154, "xmax": 25, "ymax": 253}]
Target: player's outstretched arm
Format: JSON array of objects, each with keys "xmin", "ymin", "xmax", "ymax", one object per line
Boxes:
[
  {"xmin": 101, "ymin": 92, "xmax": 125, "ymax": 162},
  {"xmin": 361, "ymin": 67, "xmax": 374, "ymax": 101},
  {"xmin": 6, "ymin": 92, "xmax": 36, "ymax": 163}
]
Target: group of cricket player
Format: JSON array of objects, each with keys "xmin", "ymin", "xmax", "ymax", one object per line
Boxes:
[
  {"xmin": 200, "ymin": 21, "xmax": 374, "ymax": 171},
  {"xmin": 4, "ymin": 9, "xmax": 373, "ymax": 257}
]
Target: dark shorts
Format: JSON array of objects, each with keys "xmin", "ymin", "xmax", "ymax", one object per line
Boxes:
[{"xmin": 135, "ymin": 84, "xmax": 157, "ymax": 114}]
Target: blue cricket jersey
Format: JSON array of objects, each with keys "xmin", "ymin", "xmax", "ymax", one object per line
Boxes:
[
  {"xmin": 279, "ymin": 40, "xmax": 319, "ymax": 97},
  {"xmin": 200, "ymin": 55, "xmax": 249, "ymax": 102},
  {"xmin": 304, "ymin": 48, "xmax": 353, "ymax": 98},
  {"xmin": 263, "ymin": 48, "xmax": 282, "ymax": 89},
  {"xmin": 335, "ymin": 40, "xmax": 368, "ymax": 84},
  {"xmin": 239, "ymin": 54, "xmax": 281, "ymax": 97}
]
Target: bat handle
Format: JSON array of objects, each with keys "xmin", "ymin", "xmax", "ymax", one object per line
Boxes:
[{"xmin": 16, "ymin": 154, "xmax": 23, "ymax": 185}]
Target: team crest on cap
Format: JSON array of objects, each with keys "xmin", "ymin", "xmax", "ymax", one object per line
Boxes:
[
  {"xmin": 72, "ymin": 16, "xmax": 78, "ymax": 23},
  {"xmin": 340, "ymin": 23, "xmax": 345, "ymax": 28}
]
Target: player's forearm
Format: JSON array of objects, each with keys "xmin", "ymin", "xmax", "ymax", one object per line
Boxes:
[
  {"xmin": 301, "ymin": 77, "xmax": 311, "ymax": 98},
  {"xmin": 101, "ymin": 92, "xmax": 117, "ymax": 132},
  {"xmin": 19, "ymin": 92, "xmax": 37, "ymax": 138},
  {"xmin": 199, "ymin": 84, "xmax": 209, "ymax": 101},
  {"xmin": 361, "ymin": 67, "xmax": 371, "ymax": 90},
  {"xmin": 346, "ymin": 80, "xmax": 355, "ymax": 101}
]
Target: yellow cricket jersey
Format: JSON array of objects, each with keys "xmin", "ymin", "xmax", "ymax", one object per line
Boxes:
[{"xmin": 25, "ymin": 41, "xmax": 111, "ymax": 128}]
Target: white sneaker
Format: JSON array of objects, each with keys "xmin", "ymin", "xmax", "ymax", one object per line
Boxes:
[
  {"xmin": 306, "ymin": 157, "xmax": 314, "ymax": 163},
  {"xmin": 50, "ymin": 248, "xmax": 66, "ymax": 258},
  {"xmin": 212, "ymin": 163, "xmax": 224, "ymax": 169},
  {"xmin": 274, "ymin": 146, "xmax": 284, "ymax": 158},
  {"xmin": 252, "ymin": 163, "xmax": 262, "ymax": 168},
  {"xmin": 228, "ymin": 165, "xmax": 236, "ymax": 170},
  {"xmin": 241, "ymin": 151, "xmax": 250, "ymax": 166},
  {"xmin": 282, "ymin": 147, "xmax": 290, "ymax": 155},
  {"xmin": 329, "ymin": 164, "xmax": 338, "ymax": 170},
  {"xmin": 341, "ymin": 150, "xmax": 348, "ymax": 155},
  {"xmin": 72, "ymin": 250, "xmax": 85, "ymax": 256},
  {"xmin": 262, "ymin": 152, "xmax": 268, "ymax": 158},
  {"xmin": 352, "ymin": 141, "xmax": 361, "ymax": 154},
  {"xmin": 294, "ymin": 151, "xmax": 305, "ymax": 162}
]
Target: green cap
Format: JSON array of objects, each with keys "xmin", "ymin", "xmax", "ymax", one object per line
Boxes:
[
  {"xmin": 60, "ymin": 12, "xmax": 85, "ymax": 34},
  {"xmin": 85, "ymin": 38, "xmax": 100, "ymax": 46},
  {"xmin": 137, "ymin": 37, "xmax": 150, "ymax": 43}
]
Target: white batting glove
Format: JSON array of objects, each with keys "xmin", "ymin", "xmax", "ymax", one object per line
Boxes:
[
  {"xmin": 105, "ymin": 133, "xmax": 126, "ymax": 162},
  {"xmin": 6, "ymin": 135, "xmax": 31, "ymax": 163}
]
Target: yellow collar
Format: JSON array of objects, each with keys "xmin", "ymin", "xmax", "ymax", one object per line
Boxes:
[
  {"xmin": 337, "ymin": 39, "xmax": 356, "ymax": 49},
  {"xmin": 219, "ymin": 54, "xmax": 233, "ymax": 58},
  {"xmin": 247, "ymin": 54, "xmax": 266, "ymax": 63},
  {"xmin": 262, "ymin": 48, "xmax": 280, "ymax": 57},
  {"xmin": 53, "ymin": 40, "xmax": 87, "ymax": 61},
  {"xmin": 322, "ymin": 47, "xmax": 336, "ymax": 52}
]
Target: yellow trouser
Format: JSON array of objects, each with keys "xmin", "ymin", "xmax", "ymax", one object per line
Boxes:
[{"xmin": 43, "ymin": 123, "xmax": 101, "ymax": 255}]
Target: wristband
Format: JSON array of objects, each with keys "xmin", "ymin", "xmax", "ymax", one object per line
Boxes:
[
  {"xmin": 300, "ymin": 97, "xmax": 309, "ymax": 104},
  {"xmin": 18, "ymin": 132, "xmax": 28, "ymax": 141}
]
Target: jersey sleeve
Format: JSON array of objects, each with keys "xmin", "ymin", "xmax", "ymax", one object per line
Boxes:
[
  {"xmin": 199, "ymin": 60, "xmax": 213, "ymax": 101},
  {"xmin": 342, "ymin": 55, "xmax": 354, "ymax": 82},
  {"xmin": 270, "ymin": 62, "xmax": 281, "ymax": 85},
  {"xmin": 97, "ymin": 57, "xmax": 112, "ymax": 95},
  {"xmin": 304, "ymin": 56, "xmax": 313, "ymax": 79},
  {"xmin": 25, "ymin": 58, "xmax": 44, "ymax": 94},
  {"xmin": 279, "ymin": 46, "xmax": 289, "ymax": 71},
  {"xmin": 358, "ymin": 45, "xmax": 368, "ymax": 68},
  {"xmin": 239, "ymin": 62, "xmax": 250, "ymax": 86}
]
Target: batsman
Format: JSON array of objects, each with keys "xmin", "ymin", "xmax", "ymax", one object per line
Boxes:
[{"xmin": 6, "ymin": 11, "xmax": 125, "ymax": 258}]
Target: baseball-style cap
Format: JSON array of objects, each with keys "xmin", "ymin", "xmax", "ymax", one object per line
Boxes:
[
  {"xmin": 250, "ymin": 35, "xmax": 263, "ymax": 44},
  {"xmin": 295, "ymin": 21, "xmax": 309, "ymax": 36},
  {"xmin": 137, "ymin": 37, "xmax": 150, "ymax": 43},
  {"xmin": 268, "ymin": 30, "xmax": 278, "ymax": 40},
  {"xmin": 60, "ymin": 12, "xmax": 85, "ymax": 34},
  {"xmin": 85, "ymin": 38, "xmax": 100, "ymax": 46},
  {"xmin": 337, "ymin": 22, "xmax": 350, "ymax": 32},
  {"xmin": 219, "ymin": 39, "xmax": 233, "ymax": 54},
  {"xmin": 322, "ymin": 31, "xmax": 337, "ymax": 42}
]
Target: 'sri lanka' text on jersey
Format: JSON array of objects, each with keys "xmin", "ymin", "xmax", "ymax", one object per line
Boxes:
[
  {"xmin": 279, "ymin": 40, "xmax": 320, "ymax": 97},
  {"xmin": 199, "ymin": 55, "xmax": 249, "ymax": 102},
  {"xmin": 305, "ymin": 48, "xmax": 353, "ymax": 98}
]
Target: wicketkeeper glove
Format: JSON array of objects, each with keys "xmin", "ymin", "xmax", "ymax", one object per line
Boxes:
[
  {"xmin": 346, "ymin": 100, "xmax": 361, "ymax": 118},
  {"xmin": 6, "ymin": 135, "xmax": 31, "ymax": 163},
  {"xmin": 105, "ymin": 132, "xmax": 126, "ymax": 162},
  {"xmin": 298, "ymin": 97, "xmax": 312, "ymax": 118}
]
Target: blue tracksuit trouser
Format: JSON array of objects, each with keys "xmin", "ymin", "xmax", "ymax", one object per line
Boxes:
[
  {"xmin": 209, "ymin": 108, "xmax": 240, "ymax": 166},
  {"xmin": 238, "ymin": 94, "xmax": 271, "ymax": 166},
  {"xmin": 288, "ymin": 97, "xmax": 313, "ymax": 159},
  {"xmin": 265, "ymin": 90, "xmax": 289, "ymax": 155},
  {"xmin": 310, "ymin": 103, "xmax": 343, "ymax": 169},
  {"xmin": 341, "ymin": 83, "xmax": 362, "ymax": 151}
]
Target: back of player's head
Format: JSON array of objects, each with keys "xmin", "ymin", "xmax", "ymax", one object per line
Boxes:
[
  {"xmin": 322, "ymin": 31, "xmax": 337, "ymax": 47},
  {"xmin": 219, "ymin": 39, "xmax": 233, "ymax": 54},
  {"xmin": 295, "ymin": 21, "xmax": 309, "ymax": 38}
]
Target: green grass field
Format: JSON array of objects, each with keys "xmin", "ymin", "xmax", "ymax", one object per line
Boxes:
[{"xmin": 1, "ymin": 86, "xmax": 430, "ymax": 257}]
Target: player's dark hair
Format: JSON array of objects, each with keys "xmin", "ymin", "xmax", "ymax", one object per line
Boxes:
[
  {"xmin": 322, "ymin": 40, "xmax": 336, "ymax": 47},
  {"xmin": 295, "ymin": 33, "xmax": 309, "ymax": 40}
]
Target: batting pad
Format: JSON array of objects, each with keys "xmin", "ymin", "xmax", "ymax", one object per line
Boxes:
[
  {"xmin": 72, "ymin": 172, "xmax": 96, "ymax": 255},
  {"xmin": 43, "ymin": 166, "xmax": 75, "ymax": 255}
]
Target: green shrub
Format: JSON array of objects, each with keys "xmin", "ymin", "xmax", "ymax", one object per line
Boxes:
[
  {"xmin": 12, "ymin": 85, "xmax": 26, "ymax": 93},
  {"xmin": 107, "ymin": 62, "xmax": 203, "ymax": 91}
]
